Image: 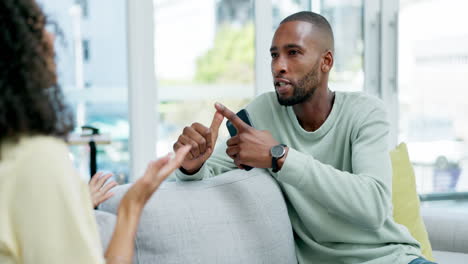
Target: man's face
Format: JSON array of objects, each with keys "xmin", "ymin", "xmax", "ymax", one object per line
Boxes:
[{"xmin": 270, "ymin": 21, "xmax": 323, "ymax": 106}]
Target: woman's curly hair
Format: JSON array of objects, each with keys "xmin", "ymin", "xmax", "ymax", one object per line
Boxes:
[{"xmin": 0, "ymin": 0, "xmax": 74, "ymax": 144}]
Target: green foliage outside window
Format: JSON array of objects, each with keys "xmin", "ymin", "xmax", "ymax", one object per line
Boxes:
[{"xmin": 195, "ymin": 23, "xmax": 255, "ymax": 84}]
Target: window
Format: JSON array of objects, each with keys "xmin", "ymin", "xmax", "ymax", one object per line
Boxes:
[
  {"xmin": 317, "ymin": 0, "xmax": 365, "ymax": 92},
  {"xmin": 272, "ymin": 0, "xmax": 311, "ymax": 27},
  {"xmin": 82, "ymin": 39, "xmax": 90, "ymax": 61},
  {"xmin": 39, "ymin": 0, "xmax": 129, "ymax": 183},
  {"xmin": 74, "ymin": 0, "xmax": 89, "ymax": 18},
  {"xmin": 398, "ymin": 0, "xmax": 468, "ymax": 203},
  {"xmin": 154, "ymin": 0, "xmax": 255, "ymax": 155}
]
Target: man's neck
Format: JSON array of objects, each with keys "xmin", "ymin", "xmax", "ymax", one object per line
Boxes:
[{"xmin": 292, "ymin": 88, "xmax": 335, "ymax": 132}]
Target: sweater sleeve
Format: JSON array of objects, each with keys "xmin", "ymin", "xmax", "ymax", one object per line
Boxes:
[{"xmin": 275, "ymin": 106, "xmax": 393, "ymax": 231}]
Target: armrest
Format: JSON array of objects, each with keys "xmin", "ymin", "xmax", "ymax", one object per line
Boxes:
[{"xmin": 421, "ymin": 207, "xmax": 468, "ymax": 254}]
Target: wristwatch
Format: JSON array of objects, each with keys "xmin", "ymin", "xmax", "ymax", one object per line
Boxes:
[{"xmin": 270, "ymin": 144, "xmax": 287, "ymax": 173}]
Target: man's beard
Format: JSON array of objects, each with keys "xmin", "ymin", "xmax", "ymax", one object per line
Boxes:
[{"xmin": 276, "ymin": 63, "xmax": 320, "ymax": 106}]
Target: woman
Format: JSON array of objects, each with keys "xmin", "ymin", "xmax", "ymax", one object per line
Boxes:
[{"xmin": 0, "ymin": 0, "xmax": 190, "ymax": 263}]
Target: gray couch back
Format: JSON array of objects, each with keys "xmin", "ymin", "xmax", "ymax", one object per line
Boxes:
[{"xmin": 97, "ymin": 169, "xmax": 297, "ymax": 264}]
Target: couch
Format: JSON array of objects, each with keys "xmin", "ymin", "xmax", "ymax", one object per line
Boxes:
[
  {"xmin": 421, "ymin": 207, "xmax": 468, "ymax": 263},
  {"xmin": 96, "ymin": 169, "xmax": 468, "ymax": 263}
]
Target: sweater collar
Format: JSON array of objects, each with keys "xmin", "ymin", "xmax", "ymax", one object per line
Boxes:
[{"xmin": 286, "ymin": 91, "xmax": 343, "ymax": 138}]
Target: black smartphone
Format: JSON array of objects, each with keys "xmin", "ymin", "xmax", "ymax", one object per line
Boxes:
[{"xmin": 226, "ymin": 109, "xmax": 253, "ymax": 171}]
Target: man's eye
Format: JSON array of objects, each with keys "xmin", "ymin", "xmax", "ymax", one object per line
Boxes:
[
  {"xmin": 288, "ymin": 50, "xmax": 298, "ymax": 55},
  {"xmin": 271, "ymin": 53, "xmax": 278, "ymax": 58}
]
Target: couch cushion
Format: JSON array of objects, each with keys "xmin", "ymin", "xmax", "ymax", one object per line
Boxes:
[
  {"xmin": 94, "ymin": 210, "xmax": 116, "ymax": 251},
  {"xmin": 99, "ymin": 169, "xmax": 297, "ymax": 264},
  {"xmin": 432, "ymin": 250, "xmax": 468, "ymax": 263},
  {"xmin": 391, "ymin": 143, "xmax": 434, "ymax": 261},
  {"xmin": 94, "ymin": 210, "xmax": 138, "ymax": 264},
  {"xmin": 422, "ymin": 207, "xmax": 468, "ymax": 254}
]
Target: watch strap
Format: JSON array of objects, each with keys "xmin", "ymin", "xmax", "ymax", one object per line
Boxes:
[{"xmin": 271, "ymin": 144, "xmax": 287, "ymax": 173}]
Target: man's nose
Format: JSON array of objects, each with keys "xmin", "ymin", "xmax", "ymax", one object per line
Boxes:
[{"xmin": 272, "ymin": 57, "xmax": 287, "ymax": 76}]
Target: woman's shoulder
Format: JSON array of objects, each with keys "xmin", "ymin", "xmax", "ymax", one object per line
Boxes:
[
  {"xmin": 1, "ymin": 135, "xmax": 70, "ymax": 178},
  {"xmin": 20, "ymin": 135, "xmax": 67, "ymax": 147},
  {"xmin": 3, "ymin": 135, "xmax": 64, "ymax": 157}
]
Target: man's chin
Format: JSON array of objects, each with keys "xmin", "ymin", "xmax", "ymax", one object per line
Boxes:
[
  {"xmin": 276, "ymin": 92, "xmax": 296, "ymax": 106},
  {"xmin": 276, "ymin": 90, "xmax": 315, "ymax": 106}
]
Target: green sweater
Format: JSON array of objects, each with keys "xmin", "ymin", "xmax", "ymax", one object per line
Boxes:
[{"xmin": 176, "ymin": 91, "xmax": 423, "ymax": 264}]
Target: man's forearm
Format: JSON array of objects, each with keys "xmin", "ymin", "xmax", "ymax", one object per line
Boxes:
[{"xmin": 275, "ymin": 148, "xmax": 391, "ymax": 230}]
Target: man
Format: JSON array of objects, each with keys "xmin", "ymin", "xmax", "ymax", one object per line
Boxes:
[{"xmin": 173, "ymin": 11, "xmax": 433, "ymax": 264}]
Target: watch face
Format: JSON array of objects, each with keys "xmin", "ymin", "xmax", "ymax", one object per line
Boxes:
[{"xmin": 271, "ymin": 145, "xmax": 285, "ymax": 158}]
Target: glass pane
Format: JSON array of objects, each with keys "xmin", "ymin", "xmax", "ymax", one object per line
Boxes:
[
  {"xmin": 398, "ymin": 0, "xmax": 468, "ymax": 195},
  {"xmin": 39, "ymin": 0, "xmax": 130, "ymax": 183},
  {"xmin": 154, "ymin": 0, "xmax": 255, "ymax": 156},
  {"xmin": 272, "ymin": 0, "xmax": 311, "ymax": 28},
  {"xmin": 320, "ymin": 0, "xmax": 364, "ymax": 92}
]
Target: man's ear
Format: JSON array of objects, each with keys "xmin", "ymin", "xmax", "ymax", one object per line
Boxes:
[{"xmin": 321, "ymin": 50, "xmax": 334, "ymax": 73}]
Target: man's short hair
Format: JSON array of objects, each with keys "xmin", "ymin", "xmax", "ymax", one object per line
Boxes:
[{"xmin": 280, "ymin": 11, "xmax": 334, "ymax": 52}]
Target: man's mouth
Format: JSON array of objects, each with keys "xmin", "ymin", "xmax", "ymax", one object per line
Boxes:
[{"xmin": 274, "ymin": 78, "xmax": 292, "ymax": 94}]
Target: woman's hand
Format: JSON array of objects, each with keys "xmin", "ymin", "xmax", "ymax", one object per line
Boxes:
[
  {"xmin": 89, "ymin": 172, "xmax": 118, "ymax": 208},
  {"xmin": 119, "ymin": 145, "xmax": 191, "ymax": 214},
  {"xmin": 105, "ymin": 146, "xmax": 191, "ymax": 263}
]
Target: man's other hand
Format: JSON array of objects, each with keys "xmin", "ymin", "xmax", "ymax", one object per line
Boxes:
[
  {"xmin": 173, "ymin": 110, "xmax": 224, "ymax": 174},
  {"xmin": 215, "ymin": 103, "xmax": 281, "ymax": 169}
]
